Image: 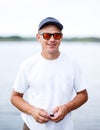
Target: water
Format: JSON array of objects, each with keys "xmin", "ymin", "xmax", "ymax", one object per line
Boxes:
[{"xmin": 0, "ymin": 41, "xmax": 100, "ymax": 130}]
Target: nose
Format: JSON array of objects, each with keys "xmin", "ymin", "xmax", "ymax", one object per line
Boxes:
[{"xmin": 49, "ymin": 35, "xmax": 55, "ymax": 41}]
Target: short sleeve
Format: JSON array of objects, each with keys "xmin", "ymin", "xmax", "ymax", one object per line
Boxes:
[
  {"xmin": 13, "ymin": 62, "xmax": 29, "ymax": 93},
  {"xmin": 73, "ymin": 62, "xmax": 87, "ymax": 92}
]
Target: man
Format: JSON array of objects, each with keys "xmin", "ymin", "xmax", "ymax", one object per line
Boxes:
[{"xmin": 11, "ymin": 17, "xmax": 88, "ymax": 130}]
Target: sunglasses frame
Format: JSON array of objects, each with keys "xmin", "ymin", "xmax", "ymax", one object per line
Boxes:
[{"xmin": 39, "ymin": 32, "xmax": 62, "ymax": 40}]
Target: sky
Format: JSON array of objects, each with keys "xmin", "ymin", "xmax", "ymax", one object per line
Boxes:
[{"xmin": 0, "ymin": 0, "xmax": 100, "ymax": 37}]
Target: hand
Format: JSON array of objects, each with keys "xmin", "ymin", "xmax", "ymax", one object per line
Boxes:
[
  {"xmin": 32, "ymin": 107, "xmax": 50, "ymax": 123},
  {"xmin": 49, "ymin": 104, "xmax": 69, "ymax": 122}
]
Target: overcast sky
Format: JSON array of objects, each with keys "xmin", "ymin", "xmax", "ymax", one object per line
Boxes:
[{"xmin": 0, "ymin": 0, "xmax": 100, "ymax": 37}]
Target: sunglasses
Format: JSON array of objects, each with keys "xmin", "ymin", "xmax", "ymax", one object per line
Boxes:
[{"xmin": 39, "ymin": 32, "xmax": 62, "ymax": 40}]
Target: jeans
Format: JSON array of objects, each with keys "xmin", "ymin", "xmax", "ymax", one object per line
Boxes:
[{"xmin": 23, "ymin": 123, "xmax": 30, "ymax": 130}]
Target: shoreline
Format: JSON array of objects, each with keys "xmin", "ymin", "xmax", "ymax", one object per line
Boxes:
[{"xmin": 0, "ymin": 36, "xmax": 100, "ymax": 42}]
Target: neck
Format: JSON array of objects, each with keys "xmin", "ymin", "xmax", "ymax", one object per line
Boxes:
[{"xmin": 41, "ymin": 51, "xmax": 60, "ymax": 60}]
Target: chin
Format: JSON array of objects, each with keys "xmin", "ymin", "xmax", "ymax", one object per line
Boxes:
[{"xmin": 47, "ymin": 49, "xmax": 58, "ymax": 54}]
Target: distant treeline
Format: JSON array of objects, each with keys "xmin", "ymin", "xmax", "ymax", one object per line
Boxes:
[
  {"xmin": 0, "ymin": 36, "xmax": 35, "ymax": 42},
  {"xmin": 0, "ymin": 36, "xmax": 100, "ymax": 42}
]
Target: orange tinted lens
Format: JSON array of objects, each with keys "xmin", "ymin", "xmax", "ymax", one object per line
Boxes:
[
  {"xmin": 43, "ymin": 33, "xmax": 51, "ymax": 40},
  {"xmin": 54, "ymin": 33, "xmax": 62, "ymax": 40}
]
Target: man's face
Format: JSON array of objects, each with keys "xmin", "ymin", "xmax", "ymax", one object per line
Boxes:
[{"xmin": 36, "ymin": 25, "xmax": 63, "ymax": 57}]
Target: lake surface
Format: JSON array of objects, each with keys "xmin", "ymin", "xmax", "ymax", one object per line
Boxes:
[{"xmin": 0, "ymin": 41, "xmax": 100, "ymax": 130}]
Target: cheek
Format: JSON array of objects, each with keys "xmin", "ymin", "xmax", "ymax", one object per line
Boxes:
[
  {"xmin": 57, "ymin": 42, "xmax": 61, "ymax": 47},
  {"xmin": 38, "ymin": 37, "xmax": 43, "ymax": 43},
  {"xmin": 41, "ymin": 41, "xmax": 47, "ymax": 48}
]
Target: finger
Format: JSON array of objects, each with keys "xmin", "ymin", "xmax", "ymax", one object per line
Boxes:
[
  {"xmin": 37, "ymin": 115, "xmax": 49, "ymax": 123},
  {"xmin": 52, "ymin": 106, "xmax": 59, "ymax": 113},
  {"xmin": 55, "ymin": 117, "xmax": 63, "ymax": 122},
  {"xmin": 51, "ymin": 115, "xmax": 63, "ymax": 122},
  {"xmin": 39, "ymin": 110, "xmax": 49, "ymax": 119},
  {"xmin": 50, "ymin": 111, "xmax": 64, "ymax": 122}
]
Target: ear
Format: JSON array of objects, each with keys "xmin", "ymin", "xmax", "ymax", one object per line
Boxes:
[
  {"xmin": 36, "ymin": 33, "xmax": 41, "ymax": 42},
  {"xmin": 60, "ymin": 33, "xmax": 63, "ymax": 41},
  {"xmin": 61, "ymin": 33, "xmax": 63, "ymax": 39}
]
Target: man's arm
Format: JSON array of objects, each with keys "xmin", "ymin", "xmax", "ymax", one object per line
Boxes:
[
  {"xmin": 11, "ymin": 90, "xmax": 34, "ymax": 115},
  {"xmin": 49, "ymin": 89, "xmax": 88, "ymax": 122},
  {"xmin": 65, "ymin": 89, "xmax": 88, "ymax": 112},
  {"xmin": 11, "ymin": 90, "xmax": 50, "ymax": 123}
]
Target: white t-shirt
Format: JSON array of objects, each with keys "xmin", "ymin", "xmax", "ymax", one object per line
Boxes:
[{"xmin": 13, "ymin": 52, "xmax": 86, "ymax": 130}]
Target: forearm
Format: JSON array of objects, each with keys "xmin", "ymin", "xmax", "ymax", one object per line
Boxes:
[
  {"xmin": 11, "ymin": 90, "xmax": 50, "ymax": 123},
  {"xmin": 65, "ymin": 89, "xmax": 88, "ymax": 112},
  {"xmin": 11, "ymin": 91, "xmax": 35, "ymax": 115}
]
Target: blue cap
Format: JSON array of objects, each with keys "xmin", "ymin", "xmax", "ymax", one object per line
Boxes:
[{"xmin": 38, "ymin": 17, "xmax": 63, "ymax": 31}]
